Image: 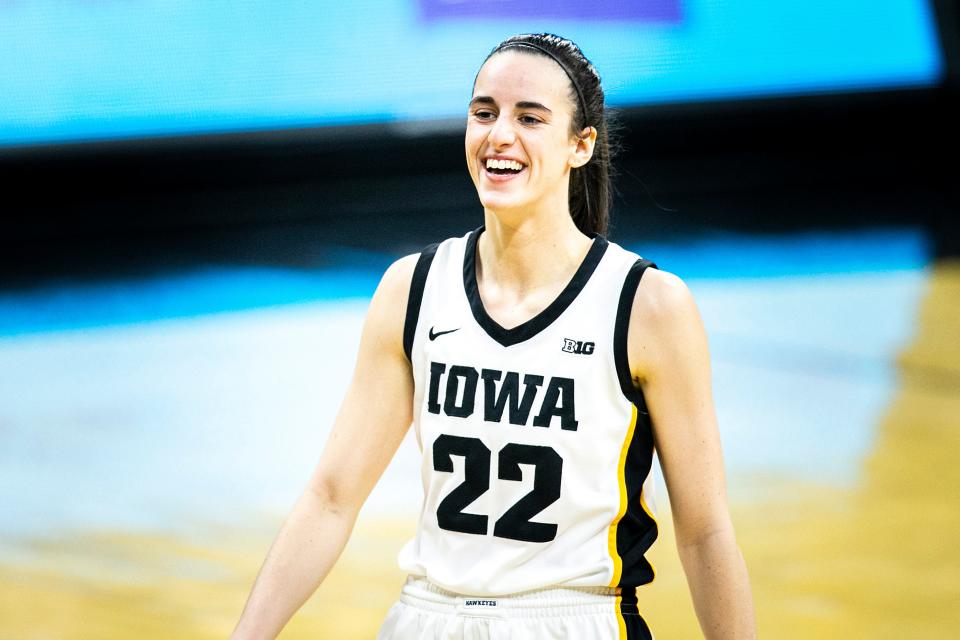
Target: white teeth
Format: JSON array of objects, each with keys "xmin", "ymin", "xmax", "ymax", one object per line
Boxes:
[{"xmin": 485, "ymin": 159, "xmax": 524, "ymax": 171}]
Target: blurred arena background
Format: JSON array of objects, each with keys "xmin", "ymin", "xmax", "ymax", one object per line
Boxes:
[{"xmin": 1, "ymin": 1, "xmax": 958, "ymax": 638}]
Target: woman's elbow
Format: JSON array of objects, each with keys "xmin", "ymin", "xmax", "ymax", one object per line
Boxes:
[{"xmin": 305, "ymin": 472, "xmax": 363, "ymax": 517}]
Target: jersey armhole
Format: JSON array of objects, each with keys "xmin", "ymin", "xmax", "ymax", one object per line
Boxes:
[
  {"xmin": 402, "ymin": 242, "xmax": 440, "ymax": 362},
  {"xmin": 613, "ymin": 258, "xmax": 658, "ymax": 406}
]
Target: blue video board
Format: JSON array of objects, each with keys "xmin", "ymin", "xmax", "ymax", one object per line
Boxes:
[{"xmin": 0, "ymin": 0, "xmax": 944, "ymax": 148}]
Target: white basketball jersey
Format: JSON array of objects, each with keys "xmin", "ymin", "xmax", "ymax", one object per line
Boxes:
[{"xmin": 397, "ymin": 227, "xmax": 659, "ymax": 596}]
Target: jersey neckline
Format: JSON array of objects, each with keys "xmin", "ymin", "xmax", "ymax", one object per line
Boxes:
[{"xmin": 462, "ymin": 226, "xmax": 609, "ymax": 347}]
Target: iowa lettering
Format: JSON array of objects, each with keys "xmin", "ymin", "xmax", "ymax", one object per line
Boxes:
[{"xmin": 427, "ymin": 361, "xmax": 578, "ymax": 431}]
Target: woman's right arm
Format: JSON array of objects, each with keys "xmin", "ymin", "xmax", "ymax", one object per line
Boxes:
[{"xmin": 230, "ymin": 254, "xmax": 420, "ymax": 640}]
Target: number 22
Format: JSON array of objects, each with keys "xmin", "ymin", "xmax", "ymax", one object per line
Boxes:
[{"xmin": 432, "ymin": 434, "xmax": 563, "ymax": 543}]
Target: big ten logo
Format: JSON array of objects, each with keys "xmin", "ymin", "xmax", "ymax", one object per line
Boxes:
[{"xmin": 561, "ymin": 338, "xmax": 595, "ymax": 355}]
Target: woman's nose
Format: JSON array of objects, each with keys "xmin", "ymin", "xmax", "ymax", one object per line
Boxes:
[{"xmin": 488, "ymin": 117, "xmax": 516, "ymax": 148}]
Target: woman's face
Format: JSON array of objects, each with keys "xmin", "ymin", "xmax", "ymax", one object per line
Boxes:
[{"xmin": 466, "ymin": 51, "xmax": 589, "ymax": 217}]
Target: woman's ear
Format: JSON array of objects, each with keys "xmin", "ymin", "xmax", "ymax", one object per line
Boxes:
[{"xmin": 570, "ymin": 126, "xmax": 598, "ymax": 168}]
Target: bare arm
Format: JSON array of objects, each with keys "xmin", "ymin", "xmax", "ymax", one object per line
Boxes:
[
  {"xmin": 629, "ymin": 269, "xmax": 756, "ymax": 639},
  {"xmin": 230, "ymin": 254, "xmax": 420, "ymax": 640}
]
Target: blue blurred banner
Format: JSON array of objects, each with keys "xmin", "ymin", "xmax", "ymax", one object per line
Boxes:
[{"xmin": 0, "ymin": 0, "xmax": 943, "ymax": 148}]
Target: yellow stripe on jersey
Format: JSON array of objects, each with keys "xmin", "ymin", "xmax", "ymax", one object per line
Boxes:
[
  {"xmin": 615, "ymin": 593, "xmax": 627, "ymax": 639},
  {"xmin": 608, "ymin": 404, "xmax": 638, "ymax": 587}
]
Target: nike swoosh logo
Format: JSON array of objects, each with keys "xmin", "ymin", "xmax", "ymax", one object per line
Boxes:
[{"xmin": 429, "ymin": 326, "xmax": 460, "ymax": 341}]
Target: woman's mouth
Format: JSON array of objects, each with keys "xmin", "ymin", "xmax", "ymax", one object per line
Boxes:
[{"xmin": 483, "ymin": 158, "xmax": 527, "ymax": 181}]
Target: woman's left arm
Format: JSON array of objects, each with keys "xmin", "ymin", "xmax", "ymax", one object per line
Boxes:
[{"xmin": 628, "ymin": 269, "xmax": 757, "ymax": 639}]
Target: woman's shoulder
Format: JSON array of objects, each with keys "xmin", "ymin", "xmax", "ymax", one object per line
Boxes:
[
  {"xmin": 381, "ymin": 252, "xmax": 422, "ymax": 288},
  {"xmin": 358, "ymin": 253, "xmax": 424, "ymax": 358},
  {"xmin": 627, "ymin": 267, "xmax": 706, "ymax": 381},
  {"xmin": 603, "ymin": 238, "xmax": 695, "ymax": 323},
  {"xmin": 632, "ymin": 267, "xmax": 695, "ymax": 321},
  {"xmin": 373, "ymin": 253, "xmax": 424, "ymax": 318},
  {"xmin": 378, "ymin": 231, "xmax": 471, "ymax": 293}
]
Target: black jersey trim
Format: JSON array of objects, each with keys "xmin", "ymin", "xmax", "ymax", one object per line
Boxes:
[
  {"xmin": 462, "ymin": 226, "xmax": 609, "ymax": 348},
  {"xmin": 614, "ymin": 258, "xmax": 658, "ymax": 405},
  {"xmin": 613, "ymin": 257, "xmax": 660, "ymax": 589},
  {"xmin": 619, "ymin": 587, "xmax": 653, "ymax": 639},
  {"xmin": 403, "ymin": 243, "xmax": 440, "ymax": 362}
]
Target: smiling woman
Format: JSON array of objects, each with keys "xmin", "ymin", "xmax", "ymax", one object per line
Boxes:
[{"xmin": 230, "ymin": 33, "xmax": 756, "ymax": 640}]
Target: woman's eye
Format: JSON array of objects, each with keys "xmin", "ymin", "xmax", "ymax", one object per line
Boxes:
[
  {"xmin": 473, "ymin": 110, "xmax": 495, "ymax": 120},
  {"xmin": 519, "ymin": 115, "xmax": 541, "ymax": 125}
]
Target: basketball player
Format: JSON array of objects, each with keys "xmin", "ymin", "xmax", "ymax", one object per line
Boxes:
[{"xmin": 231, "ymin": 34, "xmax": 756, "ymax": 639}]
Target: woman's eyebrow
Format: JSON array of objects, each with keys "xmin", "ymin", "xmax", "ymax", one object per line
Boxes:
[
  {"xmin": 515, "ymin": 101, "xmax": 552, "ymax": 113},
  {"xmin": 468, "ymin": 97, "xmax": 552, "ymax": 114},
  {"xmin": 469, "ymin": 96, "xmax": 497, "ymax": 108}
]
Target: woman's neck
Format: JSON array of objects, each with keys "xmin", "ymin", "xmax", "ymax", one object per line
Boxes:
[{"xmin": 478, "ymin": 207, "xmax": 593, "ymax": 298}]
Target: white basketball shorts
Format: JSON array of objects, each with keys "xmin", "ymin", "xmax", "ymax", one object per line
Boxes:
[{"xmin": 376, "ymin": 576, "xmax": 653, "ymax": 640}]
